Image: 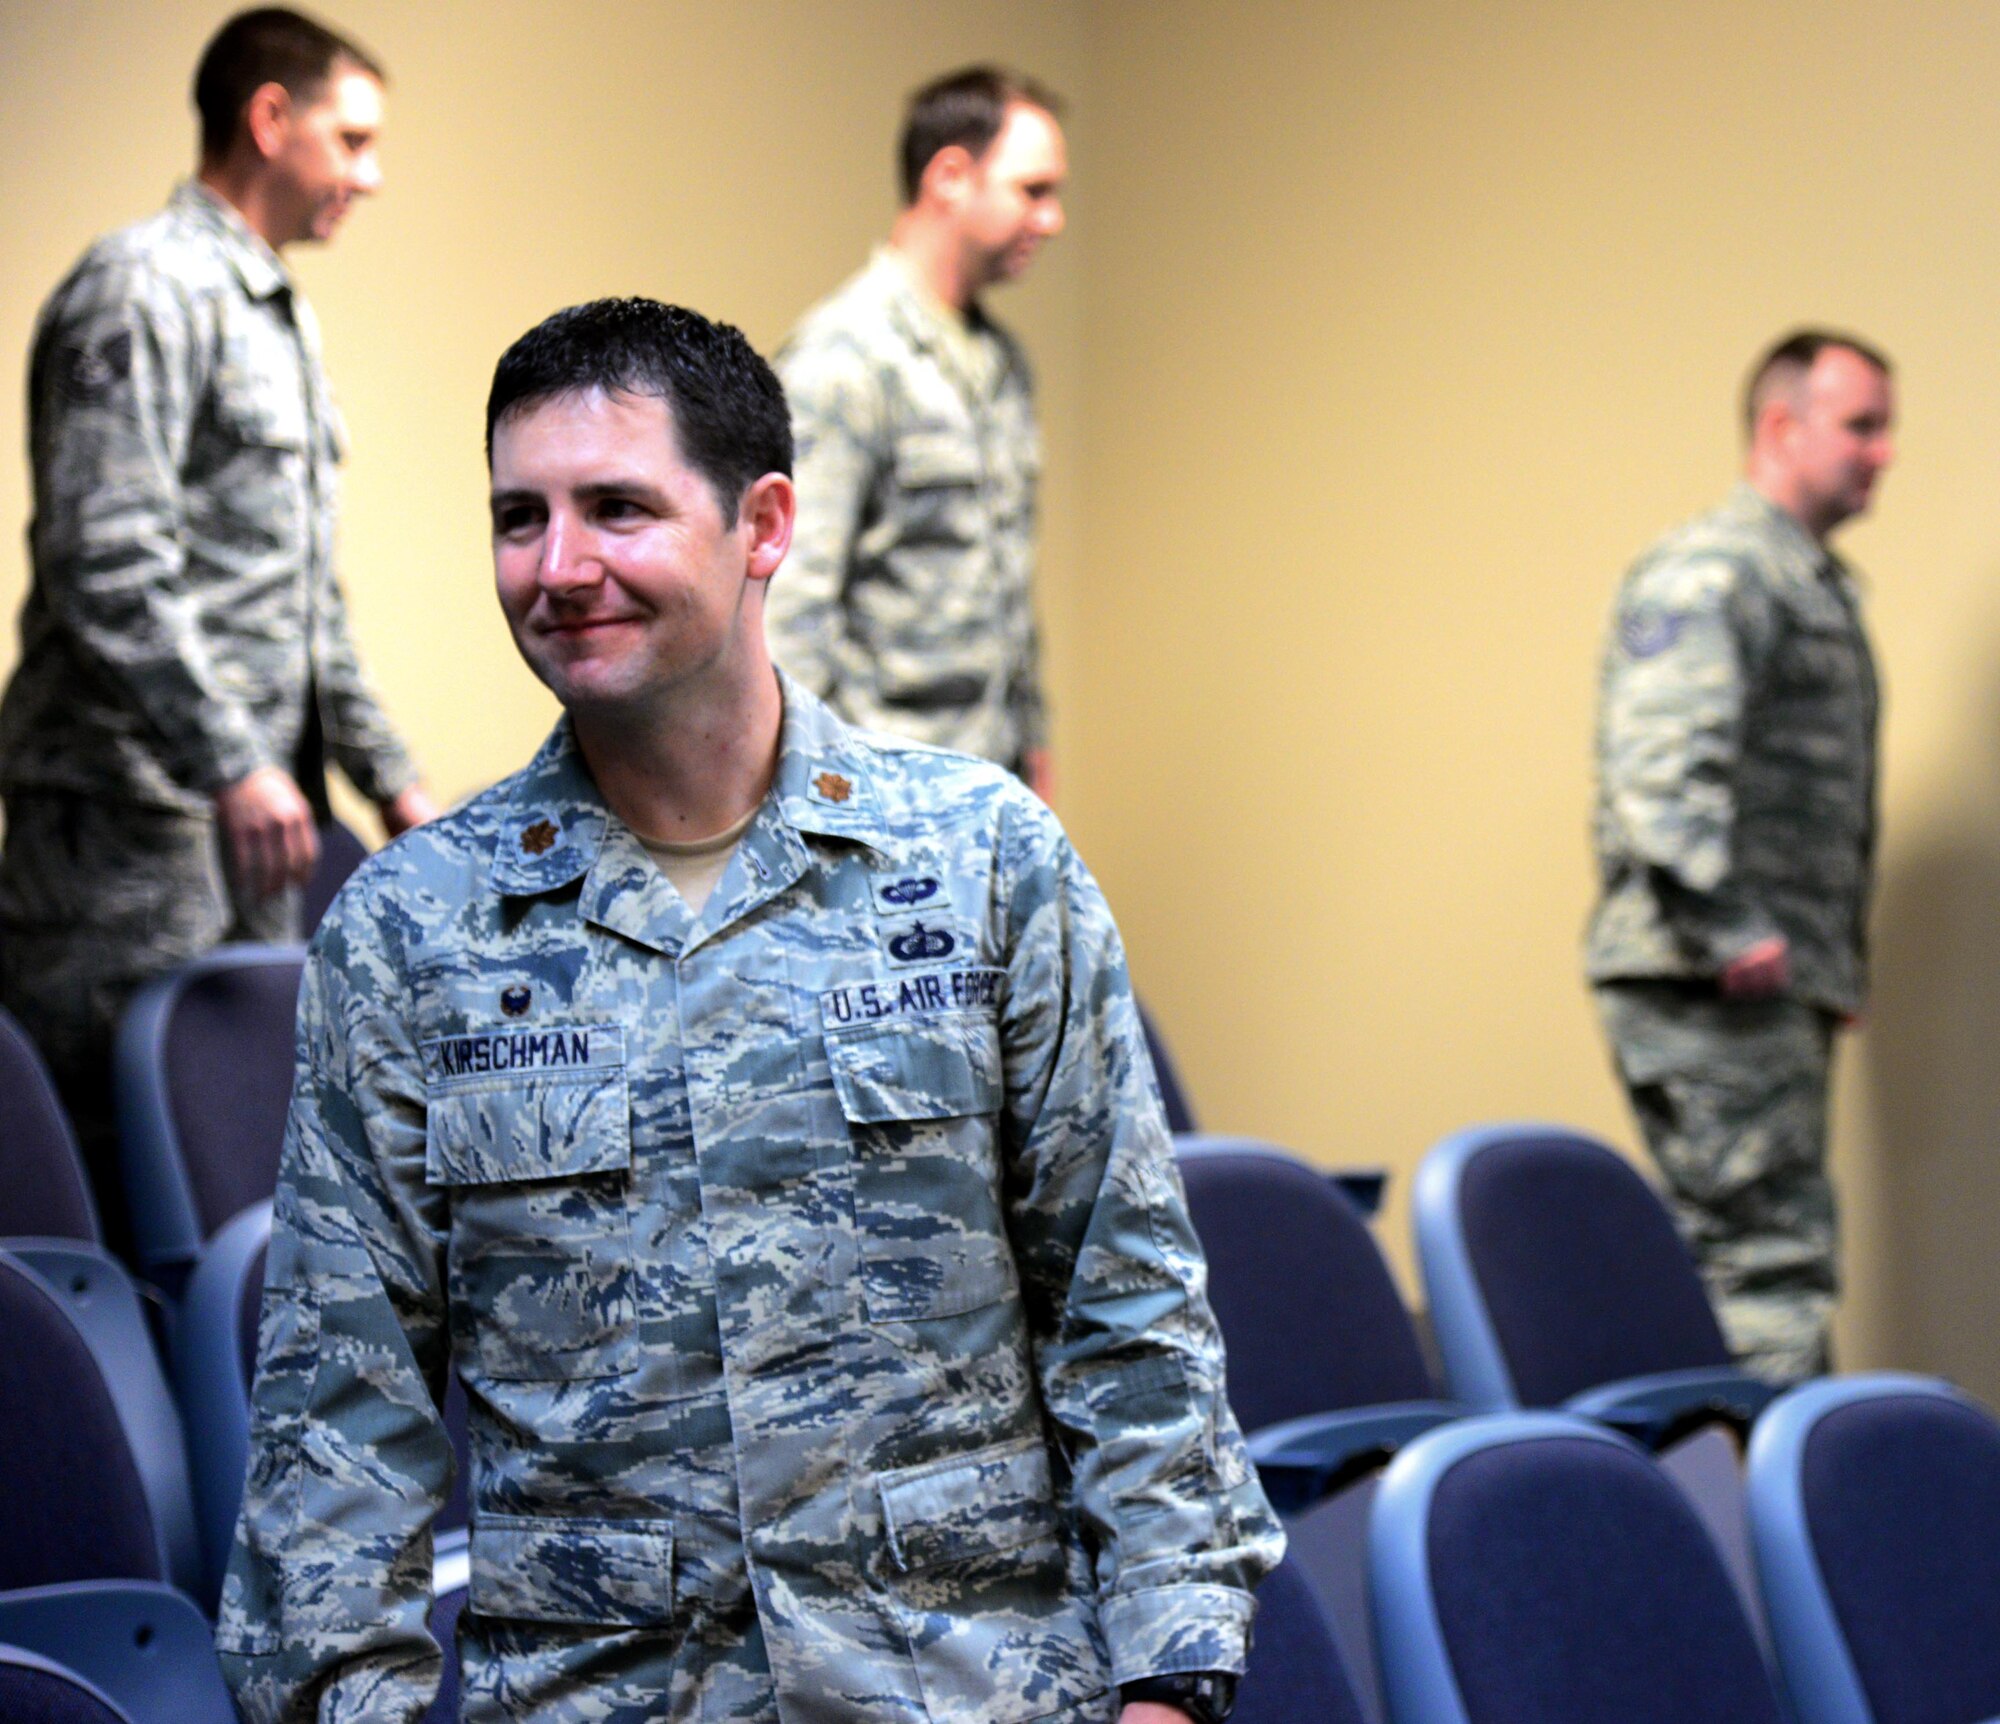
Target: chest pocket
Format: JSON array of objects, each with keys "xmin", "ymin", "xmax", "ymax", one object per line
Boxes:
[
  {"xmin": 424, "ymin": 1027, "xmax": 636, "ymax": 1381},
  {"xmin": 826, "ymin": 1005, "xmax": 1015, "ymax": 1323}
]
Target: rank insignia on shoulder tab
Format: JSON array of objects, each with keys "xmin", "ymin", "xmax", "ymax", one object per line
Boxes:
[
  {"xmin": 811, "ymin": 770, "xmax": 854, "ymax": 805},
  {"xmin": 520, "ymin": 819, "xmax": 559, "ymax": 855},
  {"xmin": 885, "ymin": 920, "xmax": 957, "ymax": 965},
  {"xmin": 1618, "ymin": 609, "xmax": 1686, "ymax": 659},
  {"xmin": 500, "ymin": 985, "xmax": 531, "ymax": 1018}
]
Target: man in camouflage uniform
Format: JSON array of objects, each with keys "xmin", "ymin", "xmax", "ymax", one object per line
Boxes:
[
  {"xmin": 218, "ymin": 298, "xmax": 1280, "ymax": 1723},
  {"xmin": 770, "ymin": 67, "xmax": 1065, "ymax": 798},
  {"xmin": 0, "ymin": 8, "xmax": 433, "ymax": 1242},
  {"xmin": 1588, "ymin": 329, "xmax": 1893, "ymax": 1384}
]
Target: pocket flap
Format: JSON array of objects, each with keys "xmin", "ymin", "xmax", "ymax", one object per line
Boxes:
[
  {"xmin": 827, "ymin": 1013, "xmax": 1001, "ymax": 1124},
  {"xmin": 879, "ymin": 1437, "xmax": 1057, "ymax": 1572},
  {"xmin": 470, "ymin": 1514, "xmax": 674, "ymax": 1625},
  {"xmin": 895, "ymin": 430, "xmax": 982, "ymax": 488}
]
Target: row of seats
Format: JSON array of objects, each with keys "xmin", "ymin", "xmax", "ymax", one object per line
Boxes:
[
  {"xmin": 1180, "ymin": 1127, "xmax": 2000, "ymax": 1723},
  {"xmin": 6, "ymin": 942, "xmax": 1983, "ymax": 1722}
]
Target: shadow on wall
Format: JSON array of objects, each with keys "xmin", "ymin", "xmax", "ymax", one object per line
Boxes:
[{"xmin": 1865, "ymin": 708, "xmax": 2000, "ymax": 1408}]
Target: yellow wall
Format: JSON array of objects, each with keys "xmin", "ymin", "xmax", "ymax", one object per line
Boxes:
[
  {"xmin": 5, "ymin": 2, "xmax": 2000, "ymax": 1399},
  {"xmin": 1070, "ymin": 0, "xmax": 2000, "ymax": 1402}
]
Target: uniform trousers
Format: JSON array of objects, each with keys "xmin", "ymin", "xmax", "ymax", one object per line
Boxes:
[
  {"xmin": 0, "ymin": 790, "xmax": 296, "ymax": 1254},
  {"xmin": 1594, "ymin": 979, "xmax": 1838, "ymax": 1385}
]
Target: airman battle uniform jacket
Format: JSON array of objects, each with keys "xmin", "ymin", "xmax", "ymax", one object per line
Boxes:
[
  {"xmin": 772, "ymin": 251, "xmax": 1046, "ymax": 774},
  {"xmin": 1587, "ymin": 484, "xmax": 1879, "ymax": 1015},
  {"xmin": 218, "ymin": 679, "xmax": 1280, "ymax": 1722},
  {"xmin": 0, "ymin": 180, "xmax": 415, "ymax": 814}
]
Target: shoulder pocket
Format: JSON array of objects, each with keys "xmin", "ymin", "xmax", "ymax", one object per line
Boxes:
[{"xmin": 894, "ymin": 428, "xmax": 982, "ymax": 489}]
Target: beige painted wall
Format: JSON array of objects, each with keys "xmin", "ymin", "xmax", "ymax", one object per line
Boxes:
[
  {"xmin": 5, "ymin": 1, "xmax": 1999, "ymax": 1400},
  {"xmin": 1072, "ymin": 0, "xmax": 2000, "ymax": 1402},
  {"xmin": 0, "ymin": 0, "xmax": 1088, "ymax": 821}
]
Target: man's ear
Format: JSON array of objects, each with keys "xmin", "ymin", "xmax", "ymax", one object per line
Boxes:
[
  {"xmin": 741, "ymin": 473, "xmax": 797, "ymax": 584},
  {"xmin": 919, "ymin": 143, "xmax": 978, "ymax": 208},
  {"xmin": 243, "ymin": 81, "xmax": 294, "ymax": 161}
]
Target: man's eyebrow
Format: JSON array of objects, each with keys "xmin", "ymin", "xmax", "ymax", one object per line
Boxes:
[{"xmin": 488, "ymin": 486, "xmax": 542, "ymax": 511}]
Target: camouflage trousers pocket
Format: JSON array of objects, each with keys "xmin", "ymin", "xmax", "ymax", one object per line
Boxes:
[
  {"xmin": 878, "ymin": 1438, "xmax": 1111, "ymax": 1722},
  {"xmin": 469, "ymin": 1514, "xmax": 675, "ymax": 1628}
]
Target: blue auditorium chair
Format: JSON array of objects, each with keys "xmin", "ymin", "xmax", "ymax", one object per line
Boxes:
[
  {"xmin": 0, "ymin": 1587, "xmax": 235, "ymax": 1723},
  {"xmin": 1748, "ymin": 1372, "xmax": 2000, "ymax": 1724},
  {"xmin": 1178, "ymin": 1137, "xmax": 1457, "ymax": 1508},
  {"xmin": 0, "ymin": 1644, "xmax": 133, "ymax": 1723},
  {"xmin": 1136, "ymin": 996, "xmax": 1198, "ymax": 1132},
  {"xmin": 302, "ymin": 815, "xmax": 370, "ymax": 934},
  {"xmin": 0, "ymin": 1246, "xmax": 201, "ymax": 1598},
  {"xmin": 113, "ymin": 943, "xmax": 306, "ymax": 1291},
  {"xmin": 1179, "ymin": 1136, "xmax": 1458, "ymax": 1722},
  {"xmin": 0, "ymin": 1004, "xmax": 100, "ymax": 1243},
  {"xmin": 1233, "ymin": 1557, "xmax": 1367, "ymax": 1724},
  {"xmin": 0, "ymin": 1247, "xmax": 234, "ymax": 1720},
  {"xmin": 1413, "ymin": 1123, "xmax": 1776, "ymax": 1439},
  {"xmin": 1370, "ymin": 1413, "xmax": 1788, "ymax": 1724},
  {"xmin": 175, "ymin": 1200, "xmax": 472, "ymax": 1616}
]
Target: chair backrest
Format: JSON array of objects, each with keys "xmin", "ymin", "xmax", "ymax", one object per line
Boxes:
[
  {"xmin": 1234, "ymin": 1556, "xmax": 1367, "ymax": 1724},
  {"xmin": 0, "ymin": 1006, "xmax": 99, "ymax": 1243},
  {"xmin": 0, "ymin": 1645, "xmax": 133, "ymax": 1724},
  {"xmin": 0, "ymin": 1250, "xmax": 186, "ymax": 1592},
  {"xmin": 303, "ymin": 817, "xmax": 370, "ymax": 934},
  {"xmin": 113, "ymin": 944, "xmax": 306, "ymax": 1284},
  {"xmin": 1749, "ymin": 1372, "xmax": 2000, "ymax": 1724},
  {"xmin": 1178, "ymin": 1137, "xmax": 1433, "ymax": 1433},
  {"xmin": 1414, "ymin": 1123, "xmax": 1730, "ymax": 1409},
  {"xmin": 0, "ymin": 1582, "xmax": 238, "ymax": 1724},
  {"xmin": 1371, "ymin": 1413, "xmax": 1785, "ymax": 1724},
  {"xmin": 1136, "ymin": 996, "xmax": 1198, "ymax": 1132}
]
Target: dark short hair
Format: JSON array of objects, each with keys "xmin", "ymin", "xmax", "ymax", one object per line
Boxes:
[
  {"xmin": 898, "ymin": 65, "xmax": 1063, "ymax": 204},
  {"xmin": 193, "ymin": 7, "xmax": 385, "ymax": 159},
  {"xmin": 1743, "ymin": 327, "xmax": 1892, "ymax": 439},
  {"xmin": 486, "ymin": 299, "xmax": 793, "ymax": 518}
]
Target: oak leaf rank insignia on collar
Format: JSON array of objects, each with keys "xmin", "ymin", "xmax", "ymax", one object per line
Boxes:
[
  {"xmin": 811, "ymin": 771, "xmax": 854, "ymax": 805},
  {"xmin": 520, "ymin": 819, "xmax": 559, "ymax": 855}
]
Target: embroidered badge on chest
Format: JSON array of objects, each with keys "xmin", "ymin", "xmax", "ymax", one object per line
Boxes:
[
  {"xmin": 884, "ymin": 920, "xmax": 959, "ymax": 966},
  {"xmin": 500, "ymin": 985, "xmax": 532, "ymax": 1018},
  {"xmin": 874, "ymin": 873, "xmax": 947, "ymax": 914}
]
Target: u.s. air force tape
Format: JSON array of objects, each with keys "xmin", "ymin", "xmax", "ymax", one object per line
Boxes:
[{"xmin": 821, "ymin": 967, "xmax": 1004, "ymax": 1027}]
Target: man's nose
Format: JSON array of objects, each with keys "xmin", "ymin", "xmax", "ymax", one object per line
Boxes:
[
  {"xmin": 354, "ymin": 150, "xmax": 384, "ymax": 196},
  {"xmin": 1037, "ymin": 196, "xmax": 1065, "ymax": 238},
  {"xmin": 538, "ymin": 514, "xmax": 598, "ymax": 590}
]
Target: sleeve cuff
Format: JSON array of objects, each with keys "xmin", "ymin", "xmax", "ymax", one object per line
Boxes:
[{"xmin": 1100, "ymin": 1583, "xmax": 1257, "ymax": 1685}]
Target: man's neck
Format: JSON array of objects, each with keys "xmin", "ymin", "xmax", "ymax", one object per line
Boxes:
[
  {"xmin": 197, "ymin": 159, "xmax": 289, "ymax": 254},
  {"xmin": 886, "ymin": 221, "xmax": 978, "ymax": 317},
  {"xmin": 571, "ymin": 668, "xmax": 785, "ymax": 842},
  {"xmin": 1746, "ymin": 469, "xmax": 1836, "ymax": 549}
]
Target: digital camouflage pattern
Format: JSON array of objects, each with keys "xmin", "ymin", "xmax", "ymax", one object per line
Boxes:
[
  {"xmin": 218, "ymin": 678, "xmax": 1280, "ymax": 1722},
  {"xmin": 1588, "ymin": 482, "xmax": 1878, "ymax": 1384},
  {"xmin": 1594, "ymin": 983, "xmax": 1836, "ymax": 1384},
  {"xmin": 771, "ymin": 251, "xmax": 1045, "ymax": 773},
  {"xmin": 0, "ymin": 180, "xmax": 416, "ymax": 814},
  {"xmin": 1586, "ymin": 483, "xmax": 1877, "ymax": 1012}
]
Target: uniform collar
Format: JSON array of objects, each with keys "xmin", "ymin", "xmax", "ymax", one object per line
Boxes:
[
  {"xmin": 869, "ymin": 246, "xmax": 999, "ymax": 364},
  {"xmin": 1731, "ymin": 481, "xmax": 1850, "ymax": 586},
  {"xmin": 172, "ymin": 179, "xmax": 291, "ymax": 302},
  {"xmin": 489, "ymin": 674, "xmax": 896, "ymax": 949}
]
